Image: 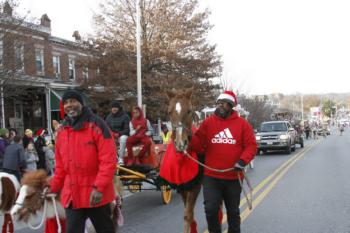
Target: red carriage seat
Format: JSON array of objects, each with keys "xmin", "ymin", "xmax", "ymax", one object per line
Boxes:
[{"xmin": 124, "ymin": 142, "xmax": 167, "ymax": 170}]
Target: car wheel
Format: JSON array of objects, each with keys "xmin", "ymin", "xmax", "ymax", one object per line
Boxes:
[{"xmin": 285, "ymin": 146, "xmax": 291, "ymax": 154}]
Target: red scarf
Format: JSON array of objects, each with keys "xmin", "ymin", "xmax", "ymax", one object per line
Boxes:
[{"xmin": 131, "ymin": 107, "xmax": 147, "ymax": 136}]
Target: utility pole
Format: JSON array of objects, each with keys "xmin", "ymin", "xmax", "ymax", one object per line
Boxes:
[
  {"xmin": 136, "ymin": 0, "xmax": 142, "ymax": 107},
  {"xmin": 301, "ymin": 93, "xmax": 304, "ymax": 122}
]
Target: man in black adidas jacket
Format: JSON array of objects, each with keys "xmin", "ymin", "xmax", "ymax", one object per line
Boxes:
[{"xmin": 105, "ymin": 100, "xmax": 130, "ymax": 165}]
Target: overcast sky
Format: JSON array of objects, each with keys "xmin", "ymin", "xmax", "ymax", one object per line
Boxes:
[{"xmin": 19, "ymin": 0, "xmax": 350, "ymax": 95}]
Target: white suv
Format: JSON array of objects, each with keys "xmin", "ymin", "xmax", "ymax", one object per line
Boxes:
[{"xmin": 255, "ymin": 121, "xmax": 297, "ymax": 154}]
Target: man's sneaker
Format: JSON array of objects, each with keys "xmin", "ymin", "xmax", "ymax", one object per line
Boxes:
[{"xmin": 118, "ymin": 158, "xmax": 124, "ymax": 166}]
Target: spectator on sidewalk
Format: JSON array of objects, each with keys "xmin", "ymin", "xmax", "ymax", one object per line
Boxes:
[
  {"xmin": 2, "ymin": 136, "xmax": 26, "ymax": 181},
  {"xmin": 160, "ymin": 124, "xmax": 172, "ymax": 145},
  {"xmin": 0, "ymin": 128, "xmax": 9, "ymax": 168},
  {"xmin": 35, "ymin": 128, "xmax": 47, "ymax": 170},
  {"xmin": 44, "ymin": 143, "xmax": 55, "ymax": 176},
  {"xmin": 24, "ymin": 142, "xmax": 38, "ymax": 172},
  {"xmin": 22, "ymin": 129, "xmax": 34, "ymax": 149}
]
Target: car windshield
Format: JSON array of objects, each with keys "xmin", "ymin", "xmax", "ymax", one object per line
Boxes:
[{"xmin": 261, "ymin": 122, "xmax": 287, "ymax": 132}]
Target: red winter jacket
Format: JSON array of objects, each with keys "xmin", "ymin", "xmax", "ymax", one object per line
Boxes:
[
  {"xmin": 190, "ymin": 111, "xmax": 257, "ymax": 180},
  {"xmin": 50, "ymin": 107, "xmax": 117, "ymax": 209}
]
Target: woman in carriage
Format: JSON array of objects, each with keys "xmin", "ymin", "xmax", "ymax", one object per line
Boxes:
[{"xmin": 125, "ymin": 106, "xmax": 154, "ymax": 166}]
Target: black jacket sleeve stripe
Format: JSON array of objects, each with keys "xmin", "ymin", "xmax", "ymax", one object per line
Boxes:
[{"xmin": 92, "ymin": 116, "xmax": 112, "ymax": 139}]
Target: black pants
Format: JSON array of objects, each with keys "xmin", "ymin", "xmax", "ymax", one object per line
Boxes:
[
  {"xmin": 203, "ymin": 176, "xmax": 242, "ymax": 233},
  {"xmin": 65, "ymin": 203, "xmax": 115, "ymax": 233}
]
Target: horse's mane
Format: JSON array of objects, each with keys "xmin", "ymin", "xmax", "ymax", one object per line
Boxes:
[{"xmin": 21, "ymin": 169, "xmax": 48, "ymax": 188}]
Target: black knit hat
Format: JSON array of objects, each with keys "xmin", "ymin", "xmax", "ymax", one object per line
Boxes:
[
  {"xmin": 62, "ymin": 89, "xmax": 84, "ymax": 106},
  {"xmin": 110, "ymin": 100, "xmax": 121, "ymax": 109}
]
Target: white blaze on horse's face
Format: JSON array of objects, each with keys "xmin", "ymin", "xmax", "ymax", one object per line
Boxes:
[
  {"xmin": 11, "ymin": 185, "xmax": 29, "ymax": 216},
  {"xmin": 175, "ymin": 102, "xmax": 182, "ymax": 115}
]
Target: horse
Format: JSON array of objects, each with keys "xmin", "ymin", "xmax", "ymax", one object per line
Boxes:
[
  {"xmin": 11, "ymin": 170, "xmax": 123, "ymax": 233},
  {"xmin": 0, "ymin": 172, "xmax": 20, "ymax": 233},
  {"xmin": 10, "ymin": 170, "xmax": 66, "ymax": 233},
  {"xmin": 159, "ymin": 87, "xmax": 209, "ymax": 233}
]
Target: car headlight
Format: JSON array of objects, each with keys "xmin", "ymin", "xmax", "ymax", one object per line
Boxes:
[
  {"xmin": 255, "ymin": 135, "xmax": 261, "ymax": 141},
  {"xmin": 280, "ymin": 134, "xmax": 289, "ymax": 140}
]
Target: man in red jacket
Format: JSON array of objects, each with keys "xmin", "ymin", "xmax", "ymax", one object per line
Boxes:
[
  {"xmin": 190, "ymin": 90, "xmax": 257, "ymax": 233},
  {"xmin": 50, "ymin": 89, "xmax": 117, "ymax": 233}
]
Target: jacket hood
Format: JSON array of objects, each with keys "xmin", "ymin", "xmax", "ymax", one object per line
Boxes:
[{"xmin": 131, "ymin": 106, "xmax": 145, "ymax": 120}]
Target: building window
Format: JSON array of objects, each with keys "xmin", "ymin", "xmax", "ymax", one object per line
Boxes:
[
  {"xmin": 14, "ymin": 42, "xmax": 24, "ymax": 72},
  {"xmin": 83, "ymin": 65, "xmax": 88, "ymax": 80},
  {"xmin": 35, "ymin": 48, "xmax": 44, "ymax": 75},
  {"xmin": 68, "ymin": 57, "xmax": 75, "ymax": 80},
  {"xmin": 52, "ymin": 55, "xmax": 60, "ymax": 78}
]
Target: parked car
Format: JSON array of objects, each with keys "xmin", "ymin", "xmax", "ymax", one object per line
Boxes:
[{"xmin": 255, "ymin": 121, "xmax": 297, "ymax": 154}]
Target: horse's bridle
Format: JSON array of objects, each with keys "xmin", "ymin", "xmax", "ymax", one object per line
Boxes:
[
  {"xmin": 14, "ymin": 186, "xmax": 50, "ymax": 211},
  {"xmin": 171, "ymin": 122, "xmax": 192, "ymax": 140}
]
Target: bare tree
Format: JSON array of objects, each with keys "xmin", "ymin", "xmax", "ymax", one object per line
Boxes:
[
  {"xmin": 0, "ymin": 0, "xmax": 38, "ymax": 100},
  {"xmin": 238, "ymin": 94, "xmax": 273, "ymax": 129},
  {"xmin": 83, "ymin": 0, "xmax": 222, "ymax": 120}
]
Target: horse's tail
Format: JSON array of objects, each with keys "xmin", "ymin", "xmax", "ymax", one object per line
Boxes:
[{"xmin": 0, "ymin": 177, "xmax": 16, "ymax": 212}]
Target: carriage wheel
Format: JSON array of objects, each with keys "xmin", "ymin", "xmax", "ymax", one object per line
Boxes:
[
  {"xmin": 128, "ymin": 184, "xmax": 141, "ymax": 193},
  {"xmin": 161, "ymin": 185, "xmax": 172, "ymax": 204}
]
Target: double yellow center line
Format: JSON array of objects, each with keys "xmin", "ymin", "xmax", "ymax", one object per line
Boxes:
[{"xmin": 204, "ymin": 140, "xmax": 320, "ymax": 233}]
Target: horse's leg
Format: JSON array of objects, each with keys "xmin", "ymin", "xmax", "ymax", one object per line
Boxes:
[
  {"xmin": 182, "ymin": 185, "xmax": 201, "ymax": 233},
  {"xmin": 2, "ymin": 214, "xmax": 14, "ymax": 233},
  {"xmin": 187, "ymin": 185, "xmax": 201, "ymax": 233},
  {"xmin": 1, "ymin": 215, "xmax": 6, "ymax": 233},
  {"xmin": 180, "ymin": 191, "xmax": 191, "ymax": 233},
  {"xmin": 8, "ymin": 214, "xmax": 13, "ymax": 233}
]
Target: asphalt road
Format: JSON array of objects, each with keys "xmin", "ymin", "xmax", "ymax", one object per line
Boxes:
[{"xmin": 4, "ymin": 127, "xmax": 350, "ymax": 233}]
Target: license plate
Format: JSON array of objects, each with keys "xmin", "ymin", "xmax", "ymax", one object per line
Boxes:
[{"xmin": 267, "ymin": 141, "xmax": 273, "ymax": 145}]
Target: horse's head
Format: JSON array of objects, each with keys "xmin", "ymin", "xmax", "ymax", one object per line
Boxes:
[
  {"xmin": 11, "ymin": 170, "xmax": 49, "ymax": 222},
  {"xmin": 166, "ymin": 87, "xmax": 194, "ymax": 152}
]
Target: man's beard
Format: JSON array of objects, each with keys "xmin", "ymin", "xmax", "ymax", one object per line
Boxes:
[
  {"xmin": 215, "ymin": 107, "xmax": 232, "ymax": 119},
  {"xmin": 66, "ymin": 107, "xmax": 83, "ymax": 119}
]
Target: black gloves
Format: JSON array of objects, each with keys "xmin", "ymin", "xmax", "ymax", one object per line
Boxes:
[{"xmin": 234, "ymin": 160, "xmax": 246, "ymax": 171}]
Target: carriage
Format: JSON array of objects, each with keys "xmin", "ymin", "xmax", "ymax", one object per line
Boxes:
[{"xmin": 117, "ymin": 142, "xmax": 173, "ymax": 204}]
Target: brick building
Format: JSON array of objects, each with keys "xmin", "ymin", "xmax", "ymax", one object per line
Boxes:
[{"xmin": 0, "ymin": 2, "xmax": 98, "ymax": 135}]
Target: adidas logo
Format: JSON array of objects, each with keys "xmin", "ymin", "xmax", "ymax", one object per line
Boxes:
[{"xmin": 211, "ymin": 128, "xmax": 236, "ymax": 144}]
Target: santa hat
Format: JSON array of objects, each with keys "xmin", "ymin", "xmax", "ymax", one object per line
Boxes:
[
  {"xmin": 216, "ymin": 90, "xmax": 237, "ymax": 106},
  {"xmin": 36, "ymin": 128, "xmax": 45, "ymax": 137}
]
